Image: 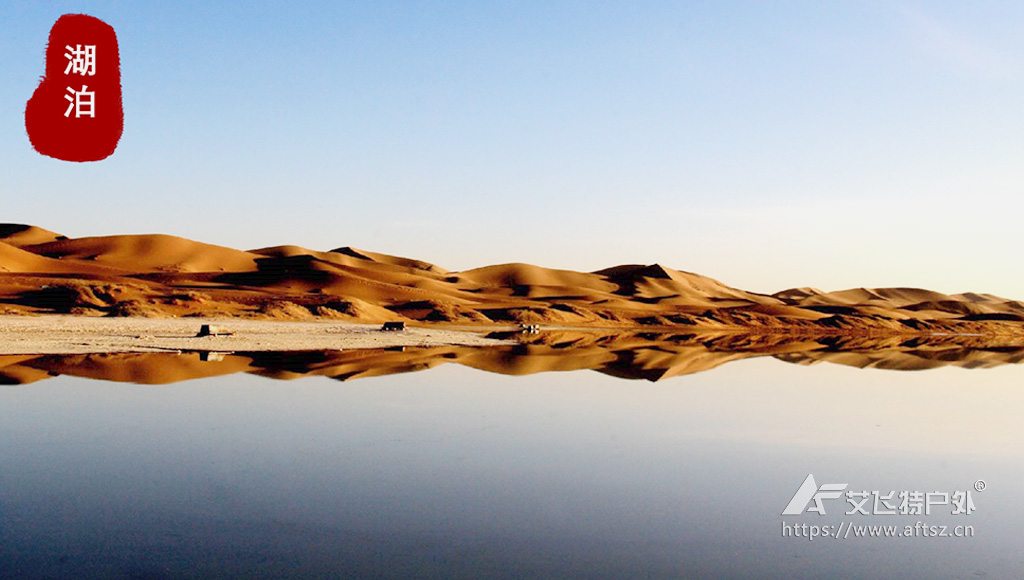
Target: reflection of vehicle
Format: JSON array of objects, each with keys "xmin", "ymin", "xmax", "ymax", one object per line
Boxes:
[{"xmin": 519, "ymin": 323, "xmax": 539, "ymax": 334}]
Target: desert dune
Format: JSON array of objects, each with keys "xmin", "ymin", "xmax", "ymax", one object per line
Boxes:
[{"xmin": 1, "ymin": 223, "xmax": 1023, "ymax": 339}]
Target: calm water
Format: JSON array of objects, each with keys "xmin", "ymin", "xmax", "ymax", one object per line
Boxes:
[{"xmin": 0, "ymin": 355, "xmax": 1021, "ymax": 579}]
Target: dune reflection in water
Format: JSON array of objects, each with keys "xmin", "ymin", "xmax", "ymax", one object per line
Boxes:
[{"xmin": 2, "ymin": 330, "xmax": 1023, "ymax": 385}]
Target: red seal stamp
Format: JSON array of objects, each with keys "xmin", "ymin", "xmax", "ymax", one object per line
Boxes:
[{"xmin": 25, "ymin": 14, "xmax": 123, "ymax": 162}]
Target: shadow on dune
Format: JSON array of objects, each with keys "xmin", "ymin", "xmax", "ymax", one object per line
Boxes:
[{"xmin": 2, "ymin": 331, "xmax": 1024, "ymax": 386}]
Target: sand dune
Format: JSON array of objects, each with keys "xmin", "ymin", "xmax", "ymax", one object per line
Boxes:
[
  {"xmin": 0, "ymin": 224, "xmax": 65, "ymax": 247},
  {"xmin": 330, "ymin": 246, "xmax": 449, "ymax": 274},
  {"xmin": 2, "ymin": 223, "xmax": 1024, "ymax": 337},
  {"xmin": 0, "ymin": 240, "xmax": 127, "ymax": 276},
  {"xmin": 25, "ymin": 234, "xmax": 262, "ymax": 273}
]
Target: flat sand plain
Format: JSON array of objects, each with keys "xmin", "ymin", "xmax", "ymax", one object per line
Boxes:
[{"xmin": 0, "ymin": 315, "xmax": 508, "ymax": 355}]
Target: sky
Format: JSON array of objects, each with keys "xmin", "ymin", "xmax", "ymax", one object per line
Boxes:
[{"xmin": 3, "ymin": 1, "xmax": 1024, "ymax": 298}]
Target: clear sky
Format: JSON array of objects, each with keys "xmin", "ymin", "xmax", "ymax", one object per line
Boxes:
[{"xmin": 3, "ymin": 1, "xmax": 1023, "ymax": 298}]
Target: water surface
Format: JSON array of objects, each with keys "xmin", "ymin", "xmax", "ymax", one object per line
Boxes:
[{"xmin": 0, "ymin": 345, "xmax": 1021, "ymax": 579}]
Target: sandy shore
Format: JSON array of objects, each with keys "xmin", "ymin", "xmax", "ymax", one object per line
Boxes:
[{"xmin": 0, "ymin": 315, "xmax": 509, "ymax": 355}]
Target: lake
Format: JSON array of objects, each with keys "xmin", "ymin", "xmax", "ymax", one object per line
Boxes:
[{"xmin": 0, "ymin": 341, "xmax": 1021, "ymax": 579}]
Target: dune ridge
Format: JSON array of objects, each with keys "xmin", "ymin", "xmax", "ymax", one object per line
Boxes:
[{"xmin": 2, "ymin": 223, "xmax": 1023, "ymax": 337}]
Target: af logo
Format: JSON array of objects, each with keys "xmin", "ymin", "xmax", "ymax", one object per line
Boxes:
[{"xmin": 782, "ymin": 474, "xmax": 848, "ymax": 516}]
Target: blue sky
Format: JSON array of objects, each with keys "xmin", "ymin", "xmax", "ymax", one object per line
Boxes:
[{"xmin": 3, "ymin": 1, "xmax": 1024, "ymax": 297}]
